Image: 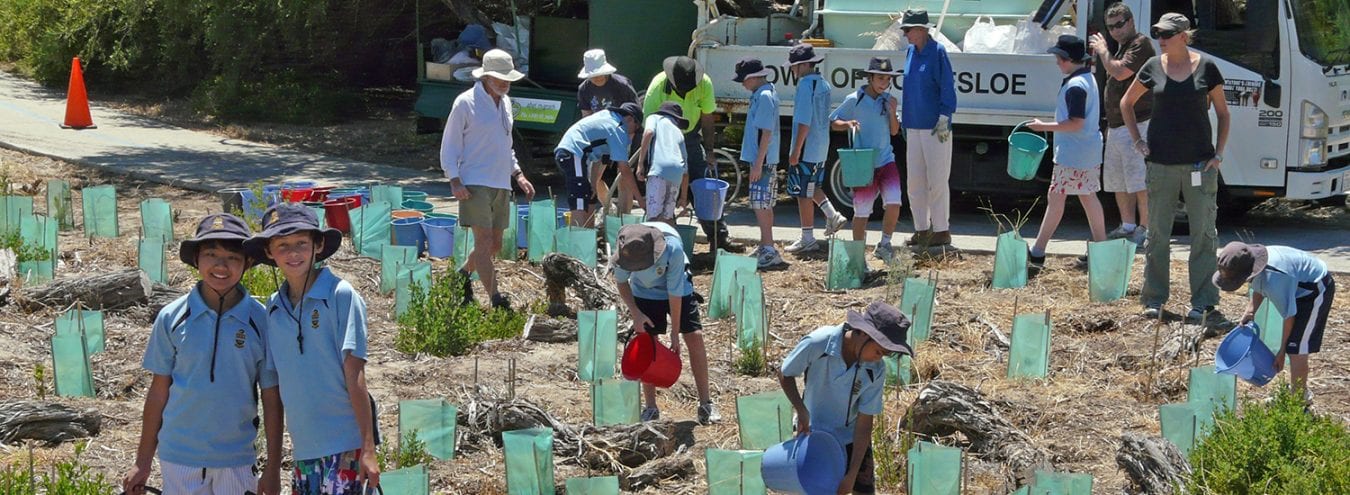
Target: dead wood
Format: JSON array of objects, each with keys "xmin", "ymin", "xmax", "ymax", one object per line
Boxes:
[
  {"xmin": 1157, "ymin": 322, "xmax": 1223, "ymax": 362},
  {"xmin": 904, "ymin": 380, "xmax": 1052, "ymax": 486},
  {"xmin": 1116, "ymin": 432, "xmax": 1190, "ymax": 494},
  {"xmin": 972, "ymin": 315, "xmax": 1011, "ymax": 352},
  {"xmin": 17, "ymin": 268, "xmax": 152, "ymax": 312},
  {"xmin": 620, "ymin": 453, "xmax": 698, "ymax": 491},
  {"xmin": 0, "ymin": 401, "xmax": 102, "ymax": 446},
  {"xmin": 146, "ymin": 283, "xmax": 186, "ymax": 322},
  {"xmin": 524, "ymin": 316, "xmax": 578, "ymax": 343},
  {"xmin": 542, "ymin": 253, "xmax": 615, "ymax": 312},
  {"xmin": 0, "ymin": 248, "xmax": 16, "ymax": 283},
  {"xmin": 571, "ymin": 421, "xmax": 696, "ymax": 472}
]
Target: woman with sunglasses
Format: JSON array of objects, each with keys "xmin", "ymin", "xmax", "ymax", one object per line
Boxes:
[{"xmin": 1119, "ymin": 12, "xmax": 1231, "ymax": 322}]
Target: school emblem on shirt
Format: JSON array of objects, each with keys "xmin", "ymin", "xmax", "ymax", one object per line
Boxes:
[
  {"xmin": 234, "ymin": 329, "xmax": 246, "ymax": 349},
  {"xmin": 655, "ymin": 266, "xmax": 666, "ymax": 276},
  {"xmin": 211, "ymin": 217, "xmax": 225, "ymax": 231},
  {"xmin": 311, "ymin": 309, "xmax": 321, "ymax": 329}
]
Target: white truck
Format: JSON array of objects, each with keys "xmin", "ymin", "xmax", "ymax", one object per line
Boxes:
[{"xmin": 691, "ymin": 0, "xmax": 1350, "ymax": 216}]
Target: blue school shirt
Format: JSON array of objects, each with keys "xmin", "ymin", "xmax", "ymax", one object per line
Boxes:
[
  {"xmin": 780, "ymin": 325, "xmax": 886, "ymax": 446},
  {"xmin": 1250, "ymin": 246, "xmax": 1330, "ymax": 319},
  {"xmin": 830, "ymin": 89, "xmax": 897, "ymax": 168},
  {"xmin": 613, "ymin": 222, "xmax": 693, "ymax": 300},
  {"xmin": 643, "ymin": 114, "xmax": 688, "ymax": 182},
  {"xmin": 556, "ymin": 110, "xmax": 633, "ymax": 163},
  {"xmin": 739, "ymin": 82, "xmax": 780, "ymax": 165},
  {"xmin": 143, "ymin": 284, "xmax": 277, "ymax": 468},
  {"xmin": 792, "ymin": 72, "xmax": 832, "ymax": 164},
  {"xmin": 1052, "ymin": 67, "xmax": 1103, "ymax": 169},
  {"xmin": 902, "ymin": 37, "xmax": 958, "ymax": 130},
  {"xmin": 263, "ymin": 268, "xmax": 370, "ymax": 461}
]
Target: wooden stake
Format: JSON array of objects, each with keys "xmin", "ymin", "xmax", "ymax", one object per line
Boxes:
[
  {"xmin": 1149, "ymin": 306, "xmax": 1164, "ymax": 398},
  {"xmin": 508, "ymin": 358, "xmax": 516, "ymax": 401}
]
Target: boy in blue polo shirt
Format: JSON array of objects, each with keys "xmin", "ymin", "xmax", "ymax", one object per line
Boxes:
[
  {"xmin": 784, "ymin": 44, "xmax": 848, "ymax": 255},
  {"xmin": 633, "ymin": 101, "xmax": 689, "ymax": 225},
  {"xmin": 780, "ymin": 302, "xmax": 912, "ymax": 495},
  {"xmin": 123, "ymin": 213, "xmax": 283, "ymax": 495},
  {"xmin": 831, "ymin": 57, "xmax": 903, "ymax": 260},
  {"xmin": 245, "ymin": 203, "xmax": 380, "ymax": 494},
  {"xmin": 555, "ymin": 102, "xmax": 643, "ymax": 229},
  {"xmin": 734, "ymin": 58, "xmax": 786, "ymax": 270},
  {"xmin": 613, "ymin": 222, "xmax": 720, "ymax": 425}
]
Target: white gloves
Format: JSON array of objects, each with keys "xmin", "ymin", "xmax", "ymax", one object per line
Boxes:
[{"xmin": 932, "ymin": 115, "xmax": 952, "ymax": 143}]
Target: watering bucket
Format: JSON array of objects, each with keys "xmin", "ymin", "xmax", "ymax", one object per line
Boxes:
[
  {"xmin": 283, "ymin": 180, "xmax": 317, "ymax": 189},
  {"xmin": 1007, "ymin": 121, "xmax": 1047, "ymax": 181},
  {"xmin": 391, "ymin": 217, "xmax": 426, "ymax": 255},
  {"xmin": 329, "ymin": 192, "xmax": 362, "ymax": 209},
  {"xmin": 281, "ymin": 187, "xmax": 313, "ymax": 203},
  {"xmin": 421, "ymin": 217, "xmax": 457, "ymax": 258},
  {"xmin": 392, "ymin": 210, "xmax": 425, "ymax": 220},
  {"xmin": 676, "ymin": 224, "xmax": 698, "ymax": 259},
  {"xmin": 1215, "ymin": 324, "xmax": 1277, "ymax": 387},
  {"xmin": 620, "ymin": 333, "xmax": 681, "ymax": 388},
  {"xmin": 402, "ymin": 200, "xmax": 435, "ymax": 213},
  {"xmin": 762, "ymin": 432, "xmax": 846, "ymax": 494},
  {"xmin": 517, "ymin": 205, "xmax": 530, "ymax": 248},
  {"xmin": 425, "ymin": 212, "xmax": 456, "ymax": 220},
  {"xmin": 261, "ymin": 184, "xmax": 283, "ymax": 206},
  {"xmin": 310, "ymin": 185, "xmax": 334, "ymax": 202},
  {"xmin": 838, "ymin": 129, "xmax": 876, "ymax": 188},
  {"xmin": 403, "ymin": 191, "xmax": 428, "ymax": 203},
  {"xmin": 690, "ymin": 178, "xmax": 729, "ymax": 221},
  {"xmin": 324, "ymin": 198, "xmax": 355, "ymax": 234},
  {"xmin": 217, "ymin": 187, "xmax": 248, "ymax": 213}
]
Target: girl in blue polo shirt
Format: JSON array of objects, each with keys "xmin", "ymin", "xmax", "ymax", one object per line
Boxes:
[
  {"xmin": 831, "ymin": 57, "xmax": 903, "ymax": 261},
  {"xmin": 245, "ymin": 203, "xmax": 379, "ymax": 494},
  {"xmin": 123, "ymin": 213, "xmax": 283, "ymax": 495}
]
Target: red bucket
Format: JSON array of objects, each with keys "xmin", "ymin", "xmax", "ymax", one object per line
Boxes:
[
  {"xmin": 324, "ymin": 197, "xmax": 356, "ymax": 234},
  {"xmin": 309, "ymin": 185, "xmax": 335, "ymax": 202},
  {"xmin": 282, "ymin": 187, "xmax": 313, "ymax": 203},
  {"xmin": 621, "ymin": 333, "xmax": 682, "ymax": 388}
]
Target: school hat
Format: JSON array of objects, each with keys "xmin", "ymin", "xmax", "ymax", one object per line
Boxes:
[
  {"xmin": 654, "ymin": 101, "xmax": 689, "ymax": 130},
  {"xmin": 608, "ymin": 101, "xmax": 644, "ymax": 123},
  {"xmin": 179, "ymin": 213, "xmax": 254, "ymax": 269},
  {"xmin": 663, "ymin": 56, "xmax": 704, "ymax": 94},
  {"xmin": 899, "ymin": 9, "xmax": 936, "ymax": 29},
  {"xmin": 1047, "ymin": 34, "xmax": 1090, "ymax": 63},
  {"xmin": 1151, "ymin": 12, "xmax": 1190, "ymax": 38},
  {"xmin": 787, "ymin": 44, "xmax": 824, "ymax": 66},
  {"xmin": 457, "ymin": 24, "xmax": 492, "ymax": 51},
  {"xmin": 243, "ymin": 202, "xmax": 343, "ymax": 267},
  {"xmin": 1213, "ymin": 241, "xmax": 1268, "ymax": 292},
  {"xmin": 578, "ymin": 49, "xmax": 618, "ymax": 79},
  {"xmin": 732, "ymin": 58, "xmax": 773, "ymax": 83},
  {"xmin": 473, "ymin": 49, "xmax": 525, "ymax": 82},
  {"xmin": 613, "ymin": 223, "xmax": 667, "ymax": 272},
  {"xmin": 845, "ymin": 301, "xmax": 914, "ymax": 356},
  {"xmin": 863, "ymin": 57, "xmax": 901, "ymax": 76}
]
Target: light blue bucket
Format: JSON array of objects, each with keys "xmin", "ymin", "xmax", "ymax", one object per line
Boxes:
[
  {"xmin": 1215, "ymin": 324, "xmax": 1277, "ymax": 387},
  {"xmin": 517, "ymin": 204, "xmax": 530, "ymax": 248},
  {"xmin": 421, "ymin": 217, "xmax": 457, "ymax": 258},
  {"xmin": 391, "ymin": 217, "xmax": 426, "ymax": 255},
  {"xmin": 690, "ymin": 178, "xmax": 728, "ymax": 221},
  {"xmin": 261, "ymin": 184, "xmax": 283, "ymax": 206},
  {"xmin": 239, "ymin": 189, "xmax": 266, "ymax": 223},
  {"xmin": 762, "ymin": 432, "xmax": 846, "ymax": 494}
]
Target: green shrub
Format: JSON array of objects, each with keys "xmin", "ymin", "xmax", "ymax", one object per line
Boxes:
[
  {"xmin": 378, "ymin": 429, "xmax": 435, "ymax": 471},
  {"xmin": 1187, "ymin": 383, "xmax": 1350, "ymax": 494},
  {"xmin": 1, "ymin": 230, "xmax": 52, "ymax": 264},
  {"xmin": 734, "ymin": 341, "xmax": 766, "ymax": 376},
  {"xmin": 395, "ymin": 271, "xmax": 526, "ymax": 357},
  {"xmin": 192, "ymin": 70, "xmax": 360, "ymax": 125},
  {"xmin": 0, "ymin": 441, "xmax": 115, "ymax": 494}
]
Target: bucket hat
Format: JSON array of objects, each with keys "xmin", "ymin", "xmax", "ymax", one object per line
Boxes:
[
  {"xmin": 1046, "ymin": 34, "xmax": 1090, "ymax": 63},
  {"xmin": 578, "ymin": 49, "xmax": 618, "ymax": 79},
  {"xmin": 243, "ymin": 203, "xmax": 343, "ymax": 267},
  {"xmin": 473, "ymin": 49, "xmax": 525, "ymax": 82},
  {"xmin": 663, "ymin": 56, "xmax": 704, "ymax": 93},
  {"xmin": 654, "ymin": 101, "xmax": 689, "ymax": 130},
  {"xmin": 845, "ymin": 301, "xmax": 914, "ymax": 356},
  {"xmin": 179, "ymin": 213, "xmax": 254, "ymax": 269},
  {"xmin": 1213, "ymin": 241, "xmax": 1269, "ymax": 292},
  {"xmin": 863, "ymin": 57, "xmax": 901, "ymax": 76},
  {"xmin": 787, "ymin": 44, "xmax": 825, "ymax": 66},
  {"xmin": 899, "ymin": 10, "xmax": 936, "ymax": 29},
  {"xmin": 732, "ymin": 58, "xmax": 773, "ymax": 83},
  {"xmin": 1151, "ymin": 12, "xmax": 1190, "ymax": 39},
  {"xmin": 614, "ymin": 224, "xmax": 667, "ymax": 272}
]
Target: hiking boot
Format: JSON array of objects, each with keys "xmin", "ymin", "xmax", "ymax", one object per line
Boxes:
[
  {"xmin": 640, "ymin": 407, "xmax": 660, "ymax": 422},
  {"xmin": 785, "ymin": 237, "xmax": 820, "ymax": 254},
  {"xmin": 490, "ymin": 293, "xmax": 513, "ymax": 312},
  {"xmin": 1187, "ymin": 305, "xmax": 1215, "ymax": 323},
  {"xmin": 906, "ymin": 230, "xmax": 931, "ymax": 246},
  {"xmin": 1107, "ymin": 225, "xmax": 1136, "ymax": 240},
  {"xmin": 874, "ymin": 243, "xmax": 895, "ymax": 261},
  {"xmin": 756, "ymin": 245, "xmax": 787, "ymax": 270},
  {"xmin": 1142, "ymin": 304, "xmax": 1162, "ymax": 319},
  {"xmin": 824, "ymin": 212, "xmax": 849, "ymax": 237},
  {"xmin": 697, "ymin": 402, "xmax": 722, "ymax": 425},
  {"xmin": 927, "ymin": 231, "xmax": 952, "ymax": 246}
]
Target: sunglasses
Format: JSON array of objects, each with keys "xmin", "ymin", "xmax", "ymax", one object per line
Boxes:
[
  {"xmin": 1107, "ymin": 19, "xmax": 1129, "ymax": 30},
  {"xmin": 1150, "ymin": 27, "xmax": 1179, "ymax": 39}
]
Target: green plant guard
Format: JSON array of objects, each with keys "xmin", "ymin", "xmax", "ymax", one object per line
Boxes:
[
  {"xmin": 380, "ymin": 245, "xmax": 419, "ymax": 294},
  {"xmin": 1029, "ymin": 469, "xmax": 1093, "ymax": 495},
  {"xmin": 140, "ymin": 198, "xmax": 174, "ymax": 245},
  {"xmin": 351, "ymin": 201, "xmax": 392, "ymax": 258},
  {"xmin": 735, "ymin": 391, "xmax": 792, "ymax": 450},
  {"xmin": 1159, "ymin": 402, "xmax": 1201, "ymax": 456},
  {"xmin": 372, "ymin": 185, "xmax": 403, "ymax": 212},
  {"xmin": 907, "ymin": 441, "xmax": 962, "ymax": 495},
  {"xmin": 527, "ymin": 198, "xmax": 556, "ymax": 262},
  {"xmin": 704, "ymin": 449, "xmax": 766, "ymax": 495},
  {"xmin": 1, "ymin": 195, "xmax": 33, "ymax": 237},
  {"xmin": 1007, "ymin": 312, "xmax": 1051, "ymax": 379},
  {"xmin": 18, "ymin": 214, "xmax": 57, "ymax": 282},
  {"xmin": 56, "ymin": 309, "xmax": 104, "ymax": 355},
  {"xmin": 1253, "ymin": 299, "xmax": 1292, "ymax": 367},
  {"xmin": 81, "ymin": 186, "xmax": 118, "ymax": 238},
  {"xmin": 604, "ymin": 213, "xmax": 645, "ymax": 247},
  {"xmin": 732, "ymin": 271, "xmax": 766, "ymax": 351},
  {"xmin": 380, "ymin": 464, "xmax": 429, "ymax": 495},
  {"xmin": 502, "ymin": 427, "xmax": 554, "ymax": 495},
  {"xmin": 564, "ymin": 476, "xmax": 619, "ymax": 495},
  {"xmin": 590, "ymin": 378, "xmax": 639, "ymax": 426},
  {"xmin": 1187, "ymin": 365, "xmax": 1237, "ymax": 418},
  {"xmin": 555, "ymin": 227, "xmax": 598, "ymax": 267},
  {"xmin": 577, "ymin": 309, "xmax": 618, "ymax": 382},
  {"xmin": 46, "ymin": 180, "xmax": 75, "ymax": 231},
  {"xmin": 901, "ymin": 277, "xmax": 937, "ymax": 341},
  {"xmin": 138, "ymin": 237, "xmax": 168, "ymax": 284},
  {"xmin": 708, "ymin": 250, "xmax": 757, "ymax": 320},
  {"xmin": 826, "ymin": 238, "xmax": 867, "ymax": 291},
  {"xmin": 395, "ymin": 261, "xmax": 432, "ymax": 316},
  {"xmin": 1087, "ymin": 239, "xmax": 1136, "ymax": 302},
  {"xmin": 51, "ymin": 333, "xmax": 94, "ymax": 397},
  {"xmin": 399, "ymin": 399, "xmax": 457, "ymax": 460},
  {"xmin": 884, "ymin": 354, "xmax": 913, "ymax": 386},
  {"xmin": 992, "ymin": 231, "xmax": 1028, "ymax": 289},
  {"xmin": 452, "ymin": 225, "xmax": 478, "ymax": 281},
  {"xmin": 499, "ymin": 201, "xmax": 519, "ymax": 260}
]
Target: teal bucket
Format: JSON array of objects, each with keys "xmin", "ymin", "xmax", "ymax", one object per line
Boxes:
[
  {"xmin": 676, "ymin": 225, "xmax": 697, "ymax": 259},
  {"xmin": 1215, "ymin": 324, "xmax": 1277, "ymax": 386},
  {"xmin": 838, "ymin": 148, "xmax": 876, "ymax": 188},
  {"xmin": 402, "ymin": 190, "xmax": 428, "ymax": 203},
  {"xmin": 1007, "ymin": 121, "xmax": 1047, "ymax": 181},
  {"xmin": 762, "ymin": 432, "xmax": 846, "ymax": 494},
  {"xmin": 402, "ymin": 200, "xmax": 435, "ymax": 213},
  {"xmin": 421, "ymin": 217, "xmax": 457, "ymax": 258}
]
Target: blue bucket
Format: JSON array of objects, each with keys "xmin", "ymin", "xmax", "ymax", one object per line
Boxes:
[
  {"xmin": 239, "ymin": 190, "xmax": 265, "ymax": 223},
  {"xmin": 421, "ymin": 217, "xmax": 457, "ymax": 258},
  {"xmin": 391, "ymin": 217, "xmax": 426, "ymax": 255},
  {"xmin": 690, "ymin": 178, "xmax": 728, "ymax": 221},
  {"xmin": 517, "ymin": 205, "xmax": 530, "ymax": 248},
  {"xmin": 261, "ymin": 184, "xmax": 283, "ymax": 206},
  {"xmin": 762, "ymin": 432, "xmax": 846, "ymax": 494},
  {"xmin": 1215, "ymin": 324, "xmax": 1277, "ymax": 387}
]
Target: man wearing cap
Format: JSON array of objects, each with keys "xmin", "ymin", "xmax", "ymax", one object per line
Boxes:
[
  {"xmin": 613, "ymin": 223, "xmax": 720, "ymax": 425},
  {"xmin": 900, "ymin": 9, "xmax": 958, "ymax": 248},
  {"xmin": 1090, "ymin": 3, "xmax": 1154, "ymax": 246},
  {"xmin": 734, "ymin": 57, "xmax": 787, "ymax": 270},
  {"xmin": 555, "ymin": 101, "xmax": 643, "ymax": 229},
  {"xmin": 577, "ymin": 49, "xmax": 639, "ymax": 117},
  {"xmin": 633, "ymin": 102, "xmax": 690, "ymax": 225},
  {"xmin": 643, "ymin": 56, "xmax": 736, "ymax": 251},
  {"xmin": 1215, "ymin": 242, "xmax": 1335, "ymax": 402},
  {"xmin": 785, "ymin": 44, "xmax": 849, "ymax": 254},
  {"xmin": 780, "ymin": 301, "xmax": 912, "ymax": 495},
  {"xmin": 441, "ymin": 48, "xmax": 538, "ymax": 310},
  {"xmin": 830, "ymin": 57, "xmax": 903, "ymax": 260}
]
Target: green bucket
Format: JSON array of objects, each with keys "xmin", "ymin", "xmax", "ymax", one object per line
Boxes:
[
  {"xmin": 838, "ymin": 129, "xmax": 875, "ymax": 188},
  {"xmin": 1007, "ymin": 121, "xmax": 1047, "ymax": 181},
  {"xmin": 402, "ymin": 200, "xmax": 435, "ymax": 213},
  {"xmin": 425, "ymin": 212, "xmax": 456, "ymax": 220}
]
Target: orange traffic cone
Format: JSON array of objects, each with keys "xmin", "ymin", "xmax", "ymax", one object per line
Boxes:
[{"xmin": 61, "ymin": 57, "xmax": 96, "ymax": 129}]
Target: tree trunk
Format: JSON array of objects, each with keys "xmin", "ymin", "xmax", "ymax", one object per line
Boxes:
[
  {"xmin": 1158, "ymin": 322, "xmax": 1223, "ymax": 362},
  {"xmin": 17, "ymin": 269, "xmax": 152, "ymax": 312},
  {"xmin": 524, "ymin": 316, "xmax": 578, "ymax": 343},
  {"xmin": 1116, "ymin": 432, "xmax": 1191, "ymax": 493},
  {"xmin": 542, "ymin": 253, "xmax": 616, "ymax": 313},
  {"xmin": 0, "ymin": 401, "xmax": 102, "ymax": 447},
  {"xmin": 904, "ymin": 380, "xmax": 1053, "ymax": 487}
]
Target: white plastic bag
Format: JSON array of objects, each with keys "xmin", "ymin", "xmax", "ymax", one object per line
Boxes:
[
  {"xmin": 1043, "ymin": 23, "xmax": 1076, "ymax": 48},
  {"xmin": 933, "ymin": 29, "xmax": 962, "ymax": 53},
  {"xmin": 962, "ymin": 16, "xmax": 1014, "ymax": 53},
  {"xmin": 492, "ymin": 17, "xmax": 531, "ymax": 75},
  {"xmin": 1012, "ymin": 16, "xmax": 1050, "ymax": 54}
]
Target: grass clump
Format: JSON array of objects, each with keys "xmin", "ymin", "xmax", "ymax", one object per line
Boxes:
[
  {"xmin": 378, "ymin": 429, "xmax": 435, "ymax": 471},
  {"xmin": 734, "ymin": 341, "xmax": 767, "ymax": 376},
  {"xmin": 0, "ymin": 441, "xmax": 115, "ymax": 494},
  {"xmin": 1187, "ymin": 383, "xmax": 1350, "ymax": 494},
  {"xmin": 395, "ymin": 271, "xmax": 526, "ymax": 357}
]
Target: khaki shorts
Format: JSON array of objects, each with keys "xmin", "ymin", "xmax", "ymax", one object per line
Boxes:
[
  {"xmin": 1104, "ymin": 121, "xmax": 1149, "ymax": 193},
  {"xmin": 460, "ymin": 185, "xmax": 511, "ymax": 230}
]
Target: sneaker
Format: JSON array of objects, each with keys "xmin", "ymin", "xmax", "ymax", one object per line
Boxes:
[
  {"xmin": 490, "ymin": 293, "xmax": 513, "ymax": 311},
  {"xmin": 697, "ymin": 402, "xmax": 722, "ymax": 425},
  {"xmin": 1142, "ymin": 304, "xmax": 1162, "ymax": 319},
  {"xmin": 757, "ymin": 246, "xmax": 787, "ymax": 270},
  {"xmin": 785, "ymin": 237, "xmax": 820, "ymax": 254},
  {"xmin": 1107, "ymin": 225, "xmax": 1136, "ymax": 239},
  {"xmin": 1129, "ymin": 226, "xmax": 1149, "ymax": 246},
  {"xmin": 824, "ymin": 212, "xmax": 849, "ymax": 237},
  {"xmin": 906, "ymin": 230, "xmax": 931, "ymax": 246},
  {"xmin": 640, "ymin": 407, "xmax": 660, "ymax": 422},
  {"xmin": 1187, "ymin": 306, "xmax": 1215, "ymax": 323},
  {"xmin": 874, "ymin": 243, "xmax": 895, "ymax": 261}
]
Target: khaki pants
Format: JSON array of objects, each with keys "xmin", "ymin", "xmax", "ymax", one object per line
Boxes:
[
  {"xmin": 1141, "ymin": 162, "xmax": 1219, "ymax": 309},
  {"xmin": 904, "ymin": 129, "xmax": 952, "ymax": 231}
]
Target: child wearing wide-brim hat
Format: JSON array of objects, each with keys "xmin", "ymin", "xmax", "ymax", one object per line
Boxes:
[{"xmin": 783, "ymin": 44, "xmax": 848, "ymax": 255}]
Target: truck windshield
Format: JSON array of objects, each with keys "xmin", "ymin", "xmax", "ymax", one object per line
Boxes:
[
  {"xmin": 1291, "ymin": 0, "xmax": 1350, "ymax": 67},
  {"xmin": 1186, "ymin": 0, "xmax": 1280, "ymax": 78}
]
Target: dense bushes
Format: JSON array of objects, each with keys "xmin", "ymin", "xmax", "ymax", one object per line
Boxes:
[{"xmin": 395, "ymin": 271, "xmax": 526, "ymax": 357}]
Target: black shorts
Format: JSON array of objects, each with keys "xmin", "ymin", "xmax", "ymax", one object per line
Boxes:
[
  {"xmin": 634, "ymin": 292, "xmax": 703, "ymax": 335},
  {"xmin": 842, "ymin": 443, "xmax": 876, "ymax": 494},
  {"xmin": 1287, "ymin": 276, "xmax": 1334, "ymax": 355},
  {"xmin": 555, "ymin": 149, "xmax": 598, "ymax": 211}
]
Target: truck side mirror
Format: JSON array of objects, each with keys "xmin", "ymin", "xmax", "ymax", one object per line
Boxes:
[{"xmin": 1263, "ymin": 78, "xmax": 1281, "ymax": 108}]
